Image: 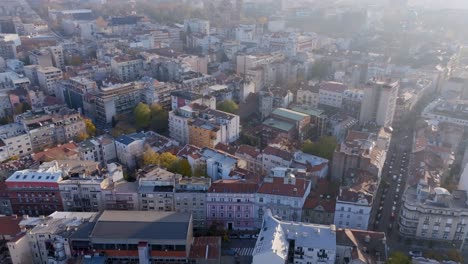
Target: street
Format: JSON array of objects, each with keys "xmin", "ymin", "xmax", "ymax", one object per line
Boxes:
[{"xmin": 370, "ymin": 128, "xmax": 413, "ymax": 252}]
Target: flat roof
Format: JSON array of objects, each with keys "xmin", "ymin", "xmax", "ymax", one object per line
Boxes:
[
  {"xmin": 263, "ymin": 118, "xmax": 295, "ymax": 132},
  {"xmin": 291, "ymin": 106, "xmax": 326, "ymax": 118},
  {"xmin": 272, "ymin": 108, "xmax": 308, "ymax": 121},
  {"xmin": 90, "ymin": 211, "xmax": 191, "ymax": 242}
]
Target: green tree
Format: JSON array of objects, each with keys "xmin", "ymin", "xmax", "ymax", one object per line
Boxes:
[
  {"xmin": 387, "ymin": 252, "xmax": 411, "ymax": 264},
  {"xmin": 301, "ymin": 136, "xmax": 337, "ymax": 160},
  {"xmin": 149, "ymin": 104, "xmax": 169, "ymax": 134},
  {"xmin": 134, "ymin": 102, "xmax": 151, "ymax": 129},
  {"xmin": 193, "ymin": 164, "xmax": 207, "ymax": 177},
  {"xmin": 217, "ymin": 100, "xmax": 239, "ymax": 114},
  {"xmin": 84, "ymin": 118, "xmax": 96, "ymax": 137},
  {"xmin": 142, "ymin": 148, "xmax": 160, "ymax": 166},
  {"xmin": 171, "ymin": 159, "xmax": 192, "ymax": 177}
]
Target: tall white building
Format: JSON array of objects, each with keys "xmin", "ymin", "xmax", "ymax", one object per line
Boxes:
[
  {"xmin": 359, "ymin": 79, "xmax": 399, "ymax": 127},
  {"xmin": 36, "ymin": 66, "xmax": 63, "ymax": 95},
  {"xmin": 0, "ymin": 123, "xmax": 33, "ymax": 161}
]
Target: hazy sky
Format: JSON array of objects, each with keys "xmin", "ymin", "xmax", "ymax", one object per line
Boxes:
[{"xmin": 408, "ymin": 0, "xmax": 468, "ymax": 9}]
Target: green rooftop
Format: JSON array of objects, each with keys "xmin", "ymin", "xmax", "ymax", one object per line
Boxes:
[
  {"xmin": 263, "ymin": 118, "xmax": 295, "ymax": 132},
  {"xmin": 271, "ymin": 108, "xmax": 308, "ymax": 121},
  {"xmin": 291, "ymin": 106, "xmax": 327, "ymax": 118}
]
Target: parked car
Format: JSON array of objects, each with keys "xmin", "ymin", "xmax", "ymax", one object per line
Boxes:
[
  {"xmin": 239, "ymin": 234, "xmax": 251, "ymax": 239},
  {"xmin": 229, "ymin": 234, "xmax": 239, "ymax": 239}
]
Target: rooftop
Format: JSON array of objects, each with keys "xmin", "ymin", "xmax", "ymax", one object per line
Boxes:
[
  {"xmin": 263, "ymin": 118, "xmax": 295, "ymax": 132},
  {"xmin": 319, "ymin": 81, "xmax": 347, "ymax": 93},
  {"xmin": 271, "ymin": 108, "xmax": 308, "ymax": 122},
  {"xmin": 90, "ymin": 211, "xmax": 191, "ymax": 242}
]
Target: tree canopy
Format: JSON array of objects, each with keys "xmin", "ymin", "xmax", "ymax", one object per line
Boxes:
[
  {"xmin": 302, "ymin": 136, "xmax": 338, "ymax": 160},
  {"xmin": 217, "ymin": 100, "xmax": 239, "ymax": 114},
  {"xmin": 134, "ymin": 102, "xmax": 151, "ymax": 129},
  {"xmin": 170, "ymin": 159, "xmax": 192, "ymax": 177},
  {"xmin": 141, "ymin": 149, "xmax": 178, "ymax": 170},
  {"xmin": 149, "ymin": 104, "xmax": 169, "ymax": 134},
  {"xmin": 84, "ymin": 119, "xmax": 96, "ymax": 137}
]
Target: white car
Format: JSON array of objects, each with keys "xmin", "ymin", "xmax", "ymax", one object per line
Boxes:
[
  {"xmin": 393, "ymin": 175, "xmax": 397, "ymax": 180},
  {"xmin": 392, "ymin": 206, "xmax": 396, "ymax": 211},
  {"xmin": 396, "ymin": 187, "xmax": 400, "ymax": 193},
  {"xmin": 398, "ymin": 178, "xmax": 402, "ymax": 183}
]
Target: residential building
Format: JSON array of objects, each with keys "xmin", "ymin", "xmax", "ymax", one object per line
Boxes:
[
  {"xmin": 0, "ymin": 39, "xmax": 17, "ymax": 59},
  {"xmin": 29, "ymin": 49, "xmax": 53, "ymax": 67},
  {"xmin": 261, "ymin": 117, "xmax": 296, "ymax": 145},
  {"xmin": 302, "ymin": 194, "xmax": 336, "ymax": 225},
  {"xmin": 137, "ymin": 166, "xmax": 178, "ymax": 212},
  {"xmin": 36, "ymin": 66, "xmax": 63, "ymax": 95},
  {"xmin": 252, "ymin": 209, "xmax": 336, "ymax": 264},
  {"xmin": 292, "ymin": 151, "xmax": 329, "ymax": 178},
  {"xmin": 422, "ymin": 99, "xmax": 468, "ymax": 127},
  {"xmin": 359, "ymin": 79, "xmax": 399, "ymax": 127},
  {"xmin": 171, "ymin": 90, "xmax": 216, "ymax": 111},
  {"xmin": 399, "ymin": 183, "xmax": 468, "ymax": 249},
  {"xmin": 32, "ymin": 142, "xmax": 79, "ymax": 163},
  {"xmin": 262, "ymin": 145, "xmax": 293, "ymax": 174},
  {"xmin": 58, "ymin": 76, "xmax": 98, "ymax": 112},
  {"xmin": 318, "ymin": 81, "xmax": 347, "ymax": 109},
  {"xmin": 342, "ymin": 88, "xmax": 363, "ymax": 120},
  {"xmin": 170, "ymin": 105, "xmax": 203, "ymax": 145},
  {"xmin": 259, "ymin": 88, "xmax": 294, "ymax": 120},
  {"xmin": 78, "ymin": 134, "xmax": 116, "ymax": 165},
  {"xmin": 235, "ymin": 144, "xmax": 263, "ymax": 174},
  {"xmin": 256, "ymin": 172, "xmax": 311, "ymax": 225},
  {"xmin": 334, "ymin": 169, "xmax": 377, "ymax": 230},
  {"xmin": 201, "ymin": 147, "xmax": 245, "ymax": 180},
  {"xmin": 101, "ymin": 178, "xmax": 139, "ymax": 211},
  {"xmin": 59, "ymin": 176, "xmax": 105, "ymax": 212},
  {"xmin": 70, "ymin": 210, "xmax": 193, "ymax": 263},
  {"xmin": 335, "ymin": 228, "xmax": 388, "ymax": 264},
  {"xmin": 16, "ymin": 105, "xmax": 86, "ymax": 152},
  {"xmin": 0, "ymin": 182, "xmax": 13, "ymax": 215},
  {"xmin": 329, "ymin": 114, "xmax": 358, "ymax": 143},
  {"xmin": 90, "ymin": 81, "xmax": 144, "ymax": 125},
  {"xmin": 188, "ymin": 118, "xmax": 223, "ymax": 148},
  {"xmin": 175, "ymin": 177, "xmax": 211, "ymax": 229},
  {"xmin": 207, "ymin": 179, "xmax": 258, "ymax": 230},
  {"xmin": 0, "ymin": 123, "xmax": 32, "ymax": 161},
  {"xmin": 114, "ymin": 132, "xmax": 148, "ymax": 169},
  {"xmin": 5, "ymin": 165, "xmax": 64, "ymax": 216},
  {"xmin": 332, "ymin": 130, "xmax": 389, "ymax": 183},
  {"xmin": 17, "ymin": 212, "xmax": 98, "ymax": 264},
  {"xmin": 110, "ymin": 55, "xmax": 144, "ymax": 82},
  {"xmin": 184, "ymin": 19, "xmax": 210, "ymax": 35},
  {"xmin": 296, "ymin": 84, "xmax": 320, "ymax": 109}
]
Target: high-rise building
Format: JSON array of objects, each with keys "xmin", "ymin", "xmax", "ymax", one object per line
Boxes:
[{"xmin": 359, "ymin": 79, "xmax": 399, "ymax": 127}]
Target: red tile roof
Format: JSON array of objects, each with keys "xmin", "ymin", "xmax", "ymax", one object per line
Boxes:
[
  {"xmin": 32, "ymin": 142, "xmax": 79, "ymax": 162},
  {"xmin": 319, "ymin": 81, "xmax": 347, "ymax": 93},
  {"xmin": 258, "ymin": 177, "xmax": 310, "ymax": 197},
  {"xmin": 236, "ymin": 144, "xmax": 261, "ymax": 158},
  {"xmin": 177, "ymin": 144, "xmax": 201, "ymax": 159},
  {"xmin": 0, "ymin": 215, "xmax": 21, "ymax": 237},
  {"xmin": 189, "ymin": 236, "xmax": 221, "ymax": 260},
  {"xmin": 214, "ymin": 143, "xmax": 237, "ymax": 155},
  {"xmin": 263, "ymin": 145, "xmax": 293, "ymax": 161},
  {"xmin": 208, "ymin": 179, "xmax": 259, "ymax": 193}
]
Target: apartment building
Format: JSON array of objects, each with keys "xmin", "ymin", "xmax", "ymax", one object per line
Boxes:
[
  {"xmin": 296, "ymin": 83, "xmax": 320, "ymax": 108},
  {"xmin": 114, "ymin": 132, "xmax": 147, "ymax": 169},
  {"xmin": 291, "ymin": 106, "xmax": 328, "ymax": 138},
  {"xmin": 175, "ymin": 177, "xmax": 211, "ymax": 229},
  {"xmin": 255, "ymin": 172, "xmax": 311, "ymax": 225},
  {"xmin": 58, "ymin": 76, "xmax": 98, "ymax": 111},
  {"xmin": 91, "ymin": 81, "xmax": 144, "ymax": 125},
  {"xmin": 359, "ymin": 79, "xmax": 399, "ymax": 127},
  {"xmin": 59, "ymin": 176, "xmax": 105, "ymax": 212},
  {"xmin": 334, "ymin": 169, "xmax": 377, "ymax": 230},
  {"xmin": 16, "ymin": 105, "xmax": 86, "ymax": 152},
  {"xmin": 36, "ymin": 66, "xmax": 63, "ymax": 95},
  {"xmin": 207, "ymin": 179, "xmax": 258, "ymax": 230},
  {"xmin": 0, "ymin": 123, "xmax": 32, "ymax": 161},
  {"xmin": 399, "ymin": 182, "xmax": 468, "ymax": 249},
  {"xmin": 318, "ymin": 81, "xmax": 347, "ymax": 109},
  {"xmin": 261, "ymin": 145, "xmax": 293, "ymax": 174},
  {"xmin": 235, "ymin": 144, "xmax": 263, "ymax": 174},
  {"xmin": 137, "ymin": 166, "xmax": 178, "ymax": 212},
  {"xmin": 332, "ymin": 130, "xmax": 389, "ymax": 183},
  {"xmin": 78, "ymin": 134, "xmax": 116, "ymax": 165},
  {"xmin": 0, "ymin": 39, "xmax": 17, "ymax": 59},
  {"xmin": 29, "ymin": 49, "xmax": 53, "ymax": 67},
  {"xmin": 184, "ymin": 19, "xmax": 210, "ymax": 35},
  {"xmin": 110, "ymin": 55, "xmax": 144, "ymax": 81},
  {"xmin": 5, "ymin": 166, "xmax": 64, "ymax": 216},
  {"xmin": 201, "ymin": 147, "xmax": 245, "ymax": 180}
]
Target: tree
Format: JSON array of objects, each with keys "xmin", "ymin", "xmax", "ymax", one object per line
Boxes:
[
  {"xmin": 446, "ymin": 249, "xmax": 463, "ymax": 263},
  {"xmin": 84, "ymin": 118, "xmax": 96, "ymax": 137},
  {"xmin": 134, "ymin": 103, "xmax": 151, "ymax": 129},
  {"xmin": 217, "ymin": 100, "xmax": 239, "ymax": 114},
  {"xmin": 170, "ymin": 159, "xmax": 192, "ymax": 177},
  {"xmin": 387, "ymin": 252, "xmax": 411, "ymax": 264},
  {"xmin": 193, "ymin": 163, "xmax": 207, "ymax": 177},
  {"xmin": 301, "ymin": 136, "xmax": 338, "ymax": 160},
  {"xmin": 142, "ymin": 148, "xmax": 160, "ymax": 166},
  {"xmin": 150, "ymin": 104, "xmax": 169, "ymax": 134},
  {"xmin": 158, "ymin": 152, "xmax": 178, "ymax": 169},
  {"xmin": 75, "ymin": 132, "xmax": 90, "ymax": 142}
]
